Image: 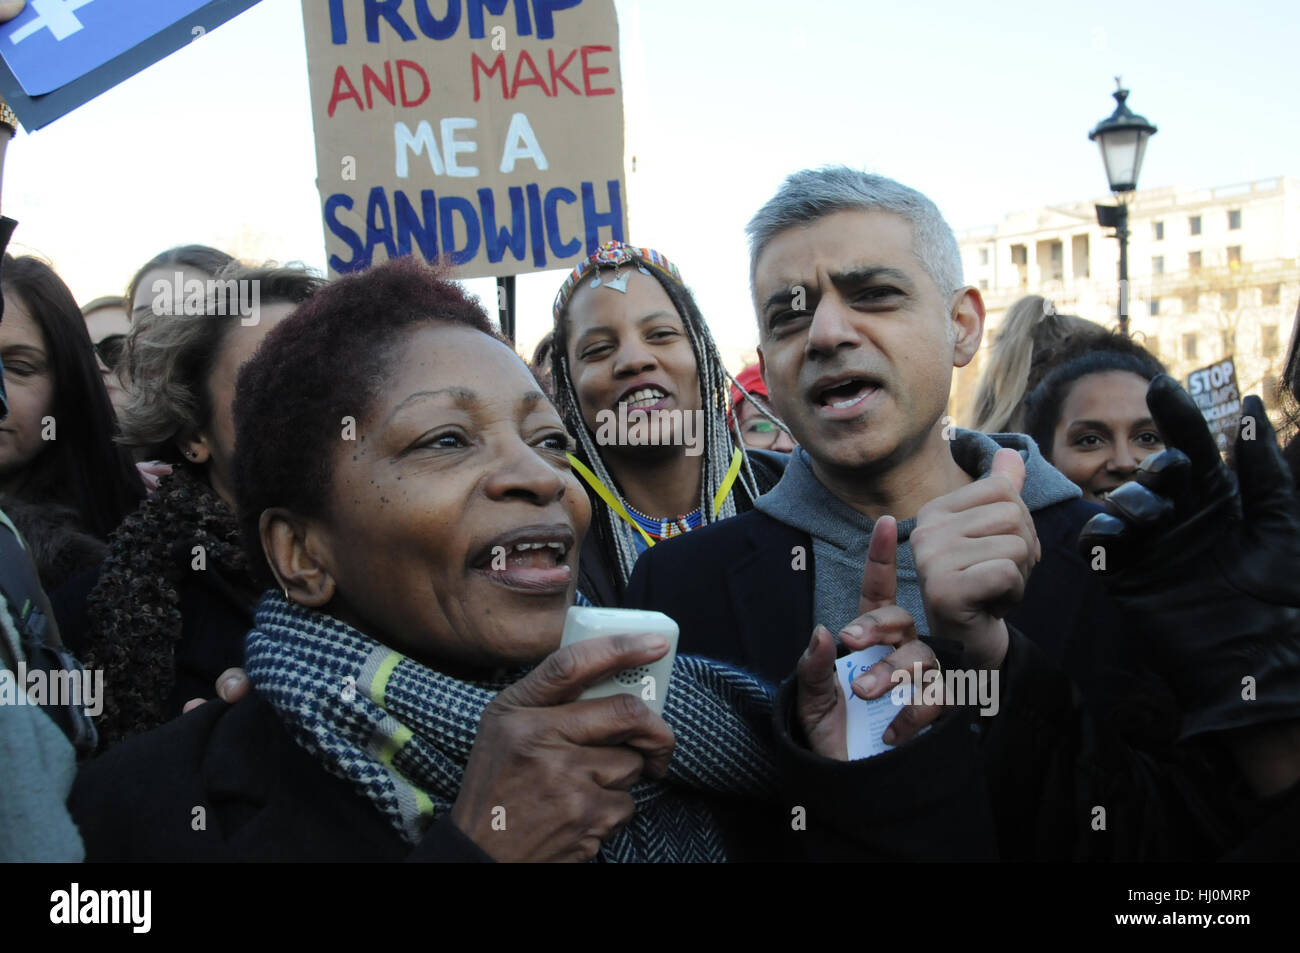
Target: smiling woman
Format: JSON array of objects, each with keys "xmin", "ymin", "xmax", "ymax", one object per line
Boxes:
[
  {"xmin": 550, "ymin": 241, "xmax": 788, "ymax": 605},
  {"xmin": 1023, "ymin": 336, "xmax": 1168, "ymax": 505},
  {"xmin": 233, "ymin": 259, "xmax": 587, "ymax": 673},
  {"xmin": 67, "ymin": 256, "xmax": 805, "ymax": 863}
]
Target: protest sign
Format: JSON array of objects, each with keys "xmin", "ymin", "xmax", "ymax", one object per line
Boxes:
[
  {"xmin": 0, "ymin": 0, "xmax": 263, "ymax": 131},
  {"xmin": 1186, "ymin": 356, "xmax": 1241, "ymax": 453},
  {"xmin": 301, "ymin": 0, "xmax": 627, "ymax": 279}
]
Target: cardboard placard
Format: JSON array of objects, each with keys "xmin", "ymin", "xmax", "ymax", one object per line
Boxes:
[
  {"xmin": 1186, "ymin": 356, "xmax": 1241, "ymax": 454},
  {"xmin": 0, "ymin": 0, "xmax": 264, "ymax": 131},
  {"xmin": 301, "ymin": 0, "xmax": 627, "ymax": 279}
]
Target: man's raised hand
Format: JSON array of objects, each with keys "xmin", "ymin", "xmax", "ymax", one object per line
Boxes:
[
  {"xmin": 911, "ymin": 448, "xmax": 1039, "ymax": 670},
  {"xmin": 796, "ymin": 516, "xmax": 944, "ymax": 759}
]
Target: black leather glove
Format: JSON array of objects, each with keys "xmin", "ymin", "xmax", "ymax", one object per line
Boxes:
[{"xmin": 1078, "ymin": 375, "xmax": 1300, "ymax": 739}]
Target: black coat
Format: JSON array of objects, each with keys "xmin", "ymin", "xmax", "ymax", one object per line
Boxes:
[
  {"xmin": 68, "ymin": 679, "xmax": 1000, "ymax": 862},
  {"xmin": 624, "ymin": 499, "xmax": 1128, "ymax": 694},
  {"xmin": 624, "ymin": 500, "xmax": 1242, "ymax": 860},
  {"xmin": 52, "ymin": 538, "xmax": 256, "ymax": 718},
  {"xmin": 68, "ymin": 692, "xmax": 492, "ymax": 862}
]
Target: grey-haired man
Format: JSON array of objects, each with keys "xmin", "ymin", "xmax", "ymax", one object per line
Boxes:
[{"xmin": 626, "ymin": 166, "xmax": 1234, "ymax": 860}]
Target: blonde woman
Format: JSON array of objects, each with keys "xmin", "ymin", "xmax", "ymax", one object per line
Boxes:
[{"xmin": 970, "ymin": 295, "xmax": 1107, "ymax": 434}]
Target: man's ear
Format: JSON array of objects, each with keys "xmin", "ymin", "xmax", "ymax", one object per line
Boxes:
[
  {"xmin": 950, "ymin": 287, "xmax": 985, "ymax": 369},
  {"xmin": 260, "ymin": 508, "xmax": 336, "ymax": 608}
]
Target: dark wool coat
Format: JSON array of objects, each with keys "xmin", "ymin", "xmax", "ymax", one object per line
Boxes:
[
  {"xmin": 53, "ymin": 542, "xmax": 255, "ymax": 719},
  {"xmin": 624, "ymin": 500, "xmax": 1245, "ymax": 860},
  {"xmin": 68, "ymin": 678, "xmax": 999, "ymax": 862}
]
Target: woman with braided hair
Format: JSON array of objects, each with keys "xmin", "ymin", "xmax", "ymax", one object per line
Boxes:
[{"xmin": 551, "ymin": 241, "xmax": 789, "ymax": 605}]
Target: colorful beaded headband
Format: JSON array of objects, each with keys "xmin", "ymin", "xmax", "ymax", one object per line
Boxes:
[{"xmin": 552, "ymin": 240, "xmax": 683, "ymax": 320}]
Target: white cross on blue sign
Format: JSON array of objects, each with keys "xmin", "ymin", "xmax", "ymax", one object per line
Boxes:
[
  {"xmin": 10, "ymin": 0, "xmax": 97, "ymax": 44},
  {"xmin": 0, "ymin": 0, "xmax": 216, "ymax": 96}
]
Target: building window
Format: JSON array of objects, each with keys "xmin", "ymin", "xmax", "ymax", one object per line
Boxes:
[
  {"xmin": 1189, "ymin": 215, "xmax": 1202, "ymax": 236},
  {"xmin": 1182, "ymin": 292, "xmax": 1199, "ymax": 313},
  {"xmin": 1152, "ymin": 220, "xmax": 1164, "ymax": 241},
  {"xmin": 1182, "ymin": 333, "xmax": 1198, "ymax": 361},
  {"xmin": 1011, "ymin": 244, "xmax": 1028, "ymax": 285},
  {"xmin": 1263, "ymin": 374, "xmax": 1279, "ymax": 401},
  {"xmin": 1263, "ymin": 283, "xmax": 1281, "ymax": 306},
  {"xmin": 979, "ymin": 247, "xmax": 989, "ymax": 266},
  {"xmin": 1037, "ymin": 239, "xmax": 1063, "ymax": 281},
  {"xmin": 1221, "ymin": 328, "xmax": 1236, "ymax": 354},
  {"xmin": 1221, "ymin": 289, "xmax": 1238, "ymax": 310},
  {"xmin": 1228, "ymin": 209, "xmax": 1242, "ymax": 230},
  {"xmin": 978, "ymin": 278, "xmax": 988, "ymax": 290},
  {"xmin": 1152, "ymin": 255, "xmax": 1164, "ymax": 275},
  {"xmin": 1262, "ymin": 325, "xmax": 1278, "ymax": 357},
  {"xmin": 1149, "ymin": 298, "xmax": 1160, "ymax": 316},
  {"xmin": 1189, "ymin": 250, "xmax": 1202, "ymax": 271},
  {"xmin": 1227, "ymin": 245, "xmax": 1242, "ymax": 267},
  {"xmin": 1072, "ymin": 234, "xmax": 1090, "ymax": 278}
]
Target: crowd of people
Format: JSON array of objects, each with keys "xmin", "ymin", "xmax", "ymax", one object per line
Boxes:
[{"xmin": 2, "ymin": 91, "xmax": 1299, "ymax": 862}]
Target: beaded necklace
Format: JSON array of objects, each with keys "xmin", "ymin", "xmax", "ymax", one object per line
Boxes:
[
  {"xmin": 623, "ymin": 502, "xmax": 704, "ymax": 540},
  {"xmin": 566, "ymin": 448, "xmax": 744, "ymax": 549}
]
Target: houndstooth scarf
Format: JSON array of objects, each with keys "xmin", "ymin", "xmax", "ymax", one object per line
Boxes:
[{"xmin": 244, "ymin": 590, "xmax": 779, "ymax": 862}]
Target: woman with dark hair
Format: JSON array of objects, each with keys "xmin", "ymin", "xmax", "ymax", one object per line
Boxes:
[
  {"xmin": 0, "ymin": 255, "xmax": 145, "ymax": 589},
  {"xmin": 68, "ymin": 256, "xmax": 975, "ymax": 863},
  {"xmin": 1023, "ymin": 336, "xmax": 1168, "ymax": 504},
  {"xmin": 57, "ymin": 262, "xmax": 325, "ymax": 748},
  {"xmin": 551, "ymin": 242, "xmax": 788, "ymax": 605}
]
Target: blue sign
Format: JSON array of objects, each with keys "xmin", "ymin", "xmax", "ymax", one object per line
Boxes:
[{"xmin": 0, "ymin": 0, "xmax": 263, "ymax": 130}]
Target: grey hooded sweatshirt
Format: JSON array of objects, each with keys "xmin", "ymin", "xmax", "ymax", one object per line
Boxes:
[{"xmin": 754, "ymin": 429, "xmax": 1081, "ymax": 636}]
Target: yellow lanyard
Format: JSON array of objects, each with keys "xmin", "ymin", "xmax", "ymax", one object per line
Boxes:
[{"xmin": 566, "ymin": 448, "xmax": 745, "ymax": 549}]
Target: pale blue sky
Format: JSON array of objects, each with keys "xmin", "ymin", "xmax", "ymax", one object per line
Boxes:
[{"xmin": 4, "ymin": 0, "xmax": 1297, "ymax": 358}]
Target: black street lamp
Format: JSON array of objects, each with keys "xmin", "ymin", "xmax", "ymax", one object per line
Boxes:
[{"xmin": 1090, "ymin": 78, "xmax": 1157, "ymax": 335}]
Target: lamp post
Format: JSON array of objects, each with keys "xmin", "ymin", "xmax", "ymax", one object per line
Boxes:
[{"xmin": 1090, "ymin": 78, "xmax": 1157, "ymax": 335}]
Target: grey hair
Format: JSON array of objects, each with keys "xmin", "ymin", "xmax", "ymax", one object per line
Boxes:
[
  {"xmin": 746, "ymin": 166, "xmax": 964, "ymax": 299},
  {"xmin": 117, "ymin": 261, "xmax": 325, "ymax": 462}
]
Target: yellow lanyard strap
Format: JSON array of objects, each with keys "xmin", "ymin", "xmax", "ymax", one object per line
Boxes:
[
  {"xmin": 712, "ymin": 447, "xmax": 744, "ymax": 517},
  {"xmin": 566, "ymin": 448, "xmax": 745, "ymax": 549},
  {"xmin": 567, "ymin": 453, "xmax": 656, "ymax": 548}
]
